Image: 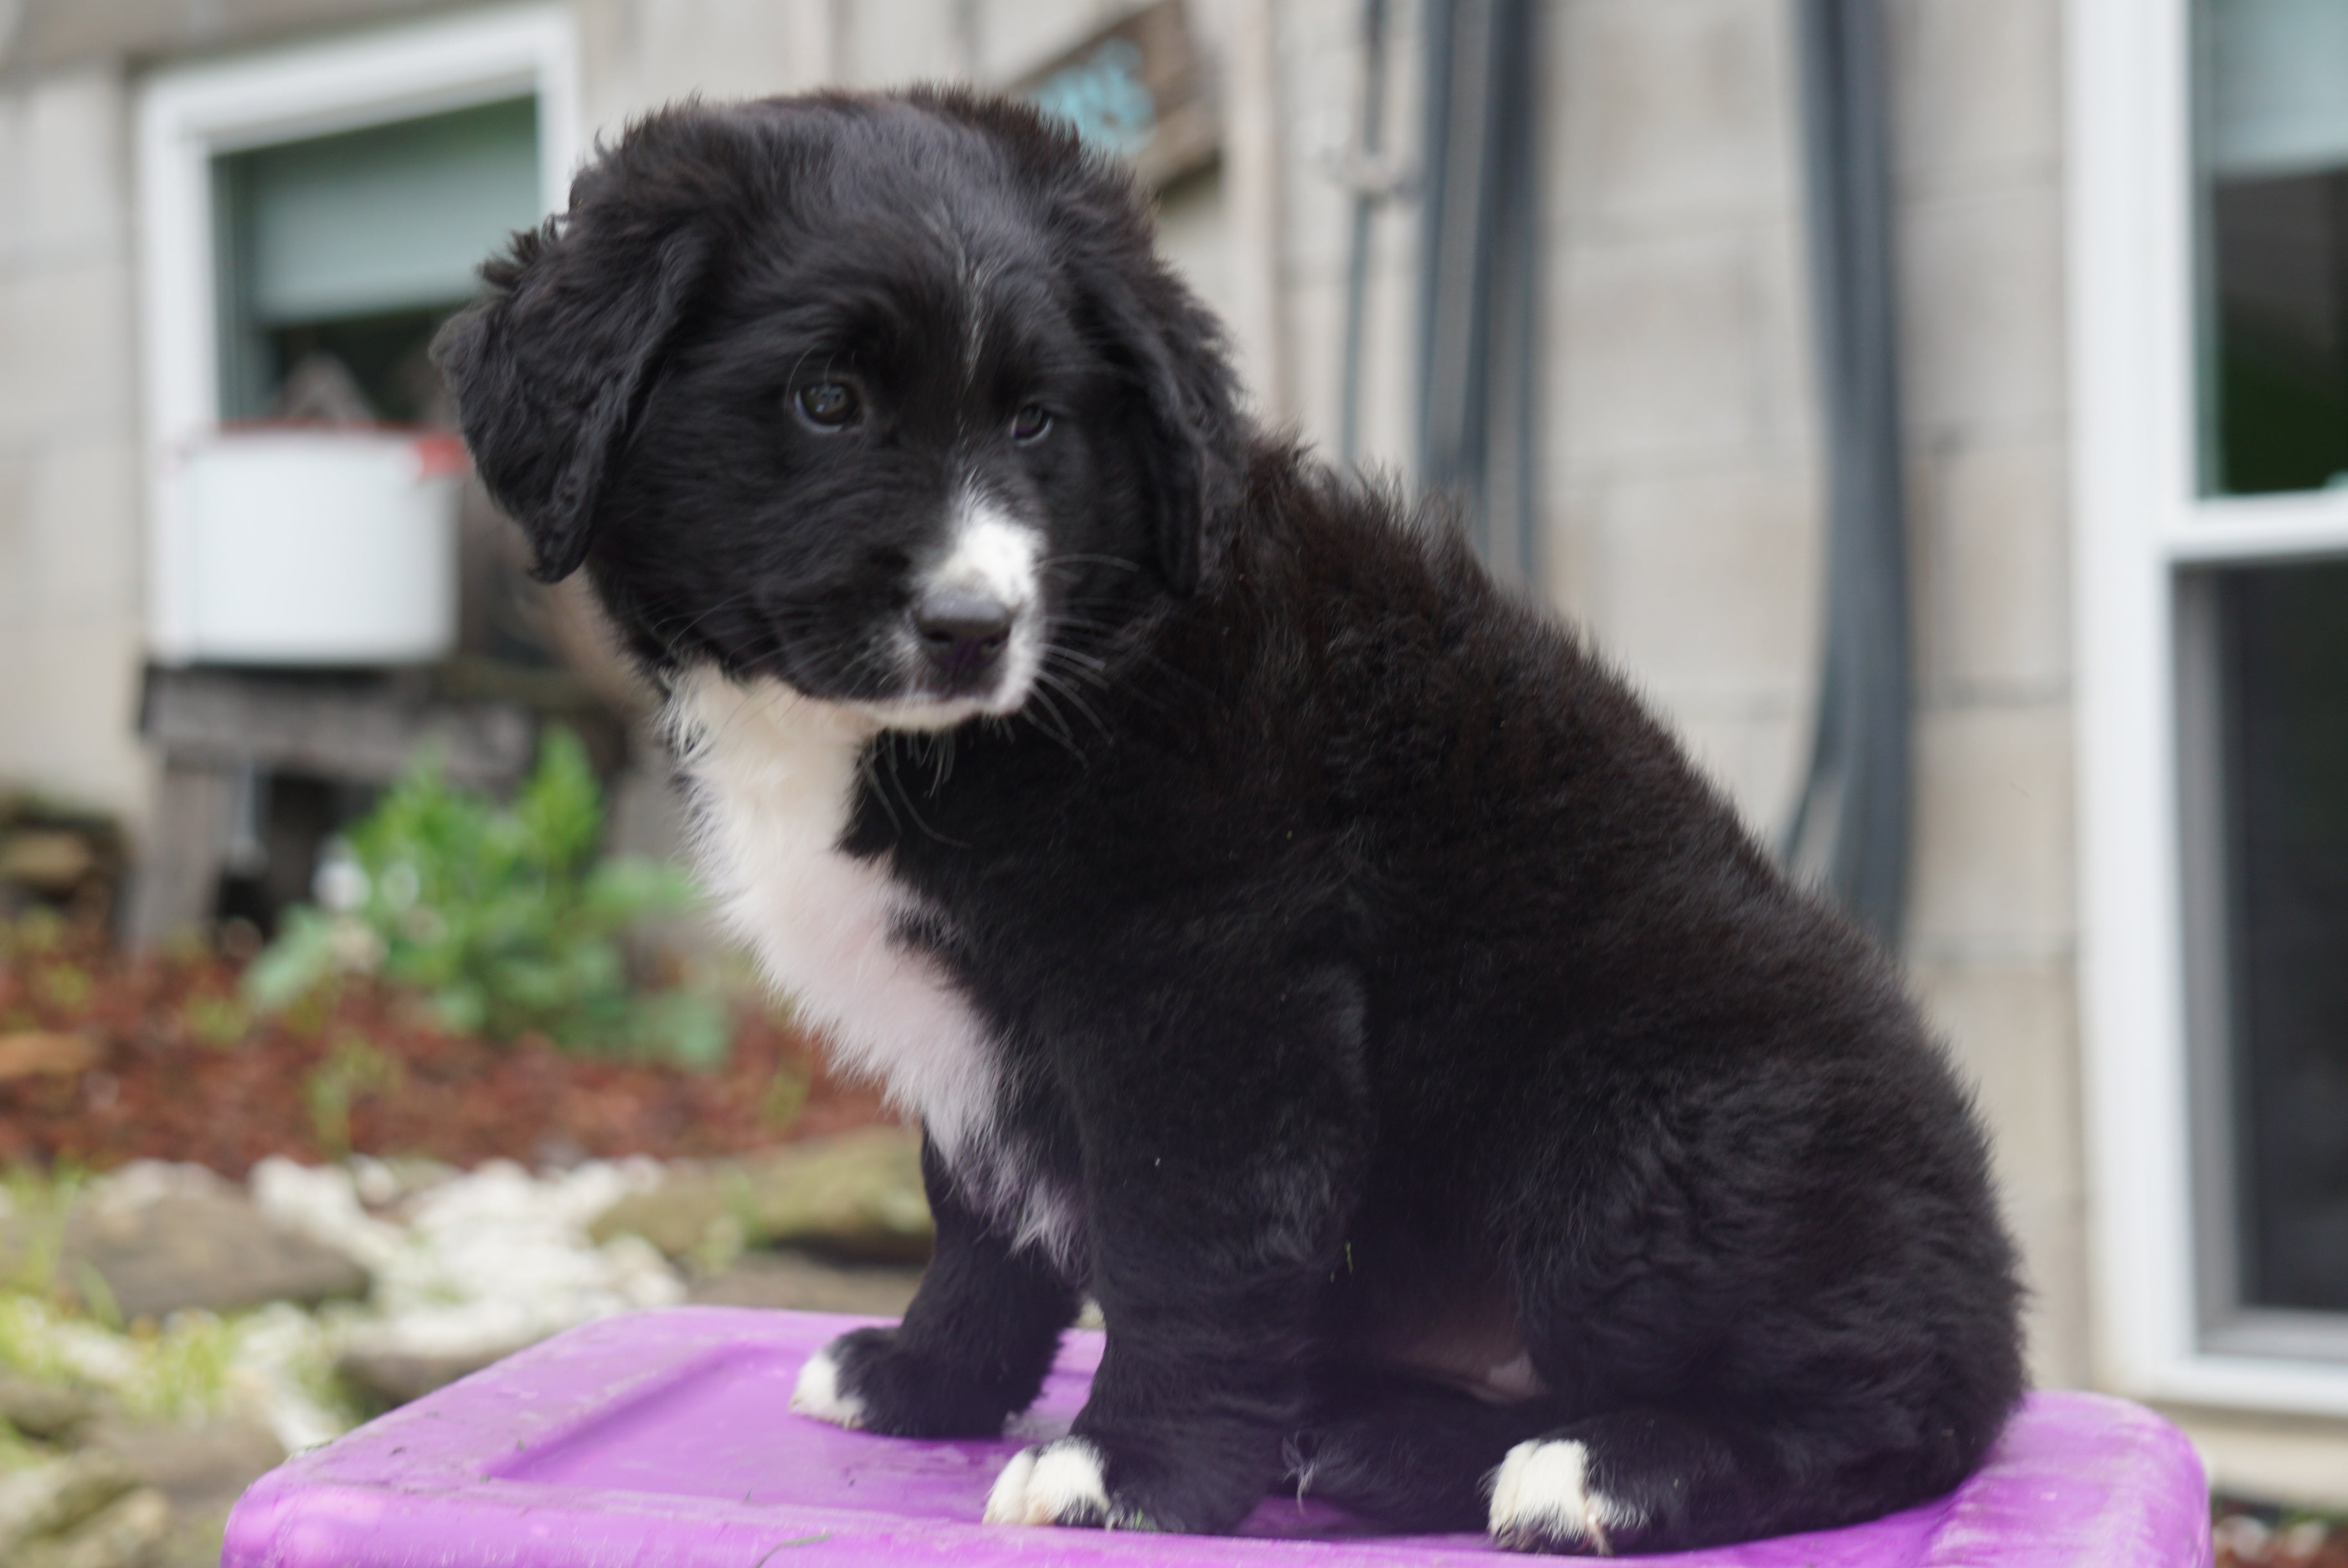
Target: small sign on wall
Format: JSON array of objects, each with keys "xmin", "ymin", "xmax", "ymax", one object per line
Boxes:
[{"xmin": 1013, "ymin": 0, "xmax": 1217, "ymax": 189}]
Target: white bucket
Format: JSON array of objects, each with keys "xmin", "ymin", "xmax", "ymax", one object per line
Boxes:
[{"xmin": 171, "ymin": 426, "xmax": 466, "ymax": 666}]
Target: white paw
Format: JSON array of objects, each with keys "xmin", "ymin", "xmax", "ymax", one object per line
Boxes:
[
  {"xmin": 1487, "ymin": 1438, "xmax": 1640, "ymax": 1555},
  {"xmin": 787, "ymin": 1345, "xmax": 867, "ymax": 1429},
  {"xmin": 984, "ymin": 1437, "xmax": 1111, "ymax": 1526}
]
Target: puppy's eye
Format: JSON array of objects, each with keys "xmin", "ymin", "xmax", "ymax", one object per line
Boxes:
[
  {"xmin": 796, "ymin": 382, "xmax": 862, "ymax": 431},
  {"xmin": 1011, "ymin": 403, "xmax": 1054, "ymax": 444}
]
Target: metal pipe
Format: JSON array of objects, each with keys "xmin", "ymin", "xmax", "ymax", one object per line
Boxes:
[
  {"xmin": 1337, "ymin": 0, "xmax": 1391, "ymax": 466},
  {"xmin": 1781, "ymin": 0, "xmax": 1912, "ymax": 949},
  {"xmin": 1414, "ymin": 0, "xmax": 1539, "ymax": 585}
]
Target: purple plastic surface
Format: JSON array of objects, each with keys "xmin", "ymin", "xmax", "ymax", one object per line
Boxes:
[{"xmin": 224, "ymin": 1307, "xmax": 2211, "ymax": 1566}]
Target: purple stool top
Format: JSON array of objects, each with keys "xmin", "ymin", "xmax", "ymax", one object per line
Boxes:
[{"xmin": 224, "ymin": 1307, "xmax": 2211, "ymax": 1566}]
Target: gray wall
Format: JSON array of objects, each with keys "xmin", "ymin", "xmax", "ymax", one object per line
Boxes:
[
  {"xmin": 1882, "ymin": 0, "xmax": 2081, "ymax": 1393},
  {"xmin": 0, "ymin": 60, "xmax": 149, "ymax": 822}
]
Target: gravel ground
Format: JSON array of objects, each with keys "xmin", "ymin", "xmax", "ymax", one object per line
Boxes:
[{"xmin": 0, "ymin": 1148, "xmax": 927, "ymax": 1567}]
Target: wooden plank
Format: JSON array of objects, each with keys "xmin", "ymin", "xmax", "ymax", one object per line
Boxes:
[
  {"xmin": 124, "ymin": 756, "xmax": 236, "ymax": 947},
  {"xmin": 141, "ymin": 668, "xmax": 534, "ymax": 788}
]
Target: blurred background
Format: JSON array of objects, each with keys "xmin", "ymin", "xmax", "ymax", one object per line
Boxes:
[{"xmin": 0, "ymin": 1, "xmax": 2341, "ymax": 1563}]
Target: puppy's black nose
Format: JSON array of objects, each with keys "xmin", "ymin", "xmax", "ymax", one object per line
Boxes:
[{"xmin": 913, "ymin": 586, "xmax": 1015, "ymax": 683}]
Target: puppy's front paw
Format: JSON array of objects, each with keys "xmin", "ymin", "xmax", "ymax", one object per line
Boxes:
[
  {"xmin": 787, "ymin": 1342, "xmax": 867, "ymax": 1429},
  {"xmin": 984, "ymin": 1437, "xmax": 1138, "ymax": 1528},
  {"xmin": 1487, "ymin": 1437, "xmax": 1642, "ymax": 1555},
  {"xmin": 789, "ymin": 1326, "xmax": 1025, "ymax": 1438}
]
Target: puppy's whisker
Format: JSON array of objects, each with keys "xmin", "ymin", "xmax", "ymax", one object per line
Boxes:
[
  {"xmin": 1032, "ymin": 667, "xmax": 1111, "ymax": 744},
  {"xmin": 854, "ymin": 740, "xmax": 907, "ymax": 840},
  {"xmin": 643, "ymin": 585, "xmax": 799, "ymax": 662},
  {"xmin": 1048, "ymin": 649, "xmax": 1135, "ymax": 709},
  {"xmin": 1041, "ymin": 629, "xmax": 1183, "ymax": 724},
  {"xmin": 1018, "ymin": 684, "xmax": 1087, "ymax": 763},
  {"xmin": 877, "ymin": 736, "xmax": 970, "ymax": 848}
]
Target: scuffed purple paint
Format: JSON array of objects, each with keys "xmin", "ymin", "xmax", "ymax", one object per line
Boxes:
[{"xmin": 224, "ymin": 1308, "xmax": 2212, "ymax": 1566}]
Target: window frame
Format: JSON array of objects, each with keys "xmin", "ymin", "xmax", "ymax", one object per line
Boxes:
[
  {"xmin": 2071, "ymin": 0, "xmax": 2348, "ymax": 1416},
  {"xmin": 136, "ymin": 4, "xmax": 580, "ymax": 663}
]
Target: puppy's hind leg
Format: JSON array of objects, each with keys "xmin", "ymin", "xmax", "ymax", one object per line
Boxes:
[
  {"xmin": 1290, "ymin": 1378, "xmax": 1932, "ymax": 1554},
  {"xmin": 1483, "ymin": 1401, "xmax": 1994, "ymax": 1555},
  {"xmin": 1484, "ymin": 1409, "xmax": 1741, "ymax": 1555},
  {"xmin": 1283, "ymin": 1363, "xmax": 1566, "ymax": 1534}
]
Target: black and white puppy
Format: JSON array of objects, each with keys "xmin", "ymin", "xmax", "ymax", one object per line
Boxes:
[{"xmin": 435, "ymin": 89, "xmax": 2023, "ymax": 1555}]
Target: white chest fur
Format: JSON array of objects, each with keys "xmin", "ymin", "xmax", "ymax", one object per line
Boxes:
[{"xmin": 666, "ymin": 669, "xmax": 1005, "ymax": 1168}]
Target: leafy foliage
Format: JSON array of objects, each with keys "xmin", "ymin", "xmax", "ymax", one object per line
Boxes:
[{"xmin": 246, "ymin": 731, "xmax": 728, "ymax": 1065}]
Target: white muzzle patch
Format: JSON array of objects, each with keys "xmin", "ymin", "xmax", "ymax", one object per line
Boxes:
[{"xmin": 862, "ymin": 492, "xmax": 1046, "ymax": 731}]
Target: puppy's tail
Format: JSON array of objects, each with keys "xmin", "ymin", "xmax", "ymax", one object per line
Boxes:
[{"xmin": 1283, "ymin": 1363, "xmax": 1566, "ymax": 1532}]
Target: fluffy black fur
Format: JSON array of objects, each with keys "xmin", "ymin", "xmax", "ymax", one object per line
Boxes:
[{"xmin": 435, "ymin": 89, "xmax": 2024, "ymax": 1554}]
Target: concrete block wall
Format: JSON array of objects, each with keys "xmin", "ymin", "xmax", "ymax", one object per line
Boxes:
[
  {"xmin": 1881, "ymin": 0, "xmax": 2084, "ymax": 1389},
  {"xmin": 0, "ymin": 60, "xmax": 151, "ymax": 824},
  {"xmin": 1259, "ymin": 0, "xmax": 1423, "ymax": 459},
  {"xmin": 1270, "ymin": 0, "xmax": 1825, "ymax": 834},
  {"xmin": 569, "ymin": 0, "xmax": 1260, "ymax": 330},
  {"xmin": 576, "ymin": 0, "xmax": 1151, "ymax": 145},
  {"xmin": 1534, "ymin": 0, "xmax": 1824, "ymax": 832}
]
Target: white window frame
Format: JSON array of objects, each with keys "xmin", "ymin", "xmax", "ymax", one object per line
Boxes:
[
  {"xmin": 2071, "ymin": 0, "xmax": 2348, "ymax": 1416},
  {"xmin": 137, "ymin": 4, "xmax": 580, "ymax": 662}
]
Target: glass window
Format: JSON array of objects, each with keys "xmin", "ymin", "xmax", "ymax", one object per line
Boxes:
[
  {"xmin": 214, "ymin": 97, "xmax": 540, "ymax": 421},
  {"xmin": 2198, "ymin": 0, "xmax": 2348, "ymax": 494},
  {"xmin": 2076, "ymin": 0, "xmax": 2348, "ymax": 1400},
  {"xmin": 2182, "ymin": 3, "xmax": 2348, "ymax": 1361},
  {"xmin": 2213, "ymin": 561, "xmax": 2348, "ymax": 1314}
]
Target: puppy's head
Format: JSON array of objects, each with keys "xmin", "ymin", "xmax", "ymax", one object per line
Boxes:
[{"xmin": 434, "ymin": 90, "xmax": 1245, "ymax": 729}]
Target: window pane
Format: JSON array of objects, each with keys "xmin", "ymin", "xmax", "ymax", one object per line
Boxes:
[
  {"xmin": 226, "ymin": 97, "xmax": 541, "ymax": 326},
  {"xmin": 2199, "ymin": 1, "xmax": 2348, "ymax": 494},
  {"xmin": 2217, "ymin": 560, "xmax": 2348, "ymax": 1312},
  {"xmin": 213, "ymin": 97, "xmax": 539, "ymax": 421}
]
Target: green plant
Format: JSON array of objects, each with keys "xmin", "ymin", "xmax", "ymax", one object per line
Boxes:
[
  {"xmin": 33, "ymin": 961, "xmax": 90, "ymax": 1012},
  {"xmin": 0, "ymin": 907, "xmax": 65, "ymax": 959},
  {"xmin": 759, "ymin": 1063, "xmax": 811, "ymax": 1131},
  {"xmin": 303, "ymin": 1034, "xmax": 405, "ymax": 1157},
  {"xmin": 116, "ymin": 1309, "xmax": 243, "ymax": 1423},
  {"xmin": 184, "ymin": 993, "xmax": 251, "ymax": 1048},
  {"xmin": 246, "ymin": 730, "xmax": 729, "ymax": 1065},
  {"xmin": 0, "ymin": 1414, "xmax": 51, "ymax": 1472},
  {"xmin": 1, "ymin": 1165, "xmax": 84, "ymax": 1303}
]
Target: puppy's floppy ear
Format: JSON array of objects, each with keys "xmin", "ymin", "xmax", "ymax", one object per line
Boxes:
[
  {"xmin": 1078, "ymin": 256, "xmax": 1249, "ymax": 598},
  {"xmin": 431, "ymin": 112, "xmax": 727, "ymax": 583}
]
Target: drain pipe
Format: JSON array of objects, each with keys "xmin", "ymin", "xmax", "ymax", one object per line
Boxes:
[
  {"xmin": 1780, "ymin": 0, "xmax": 1912, "ymax": 949},
  {"xmin": 1336, "ymin": 0, "xmax": 1392, "ymax": 466},
  {"xmin": 1414, "ymin": 0, "xmax": 1541, "ymax": 585}
]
